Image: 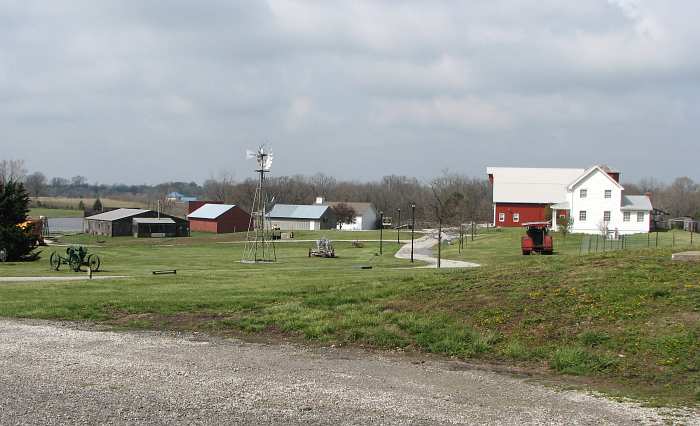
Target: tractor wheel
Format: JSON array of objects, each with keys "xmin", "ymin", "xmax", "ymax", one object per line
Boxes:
[
  {"xmin": 49, "ymin": 252, "xmax": 61, "ymax": 270},
  {"xmin": 87, "ymin": 254, "xmax": 101, "ymax": 272},
  {"xmin": 69, "ymin": 255, "xmax": 81, "ymax": 272},
  {"xmin": 522, "ymin": 251, "xmax": 530, "ymax": 255}
]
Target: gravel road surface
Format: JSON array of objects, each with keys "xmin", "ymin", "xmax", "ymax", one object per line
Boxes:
[{"xmin": 0, "ymin": 319, "xmax": 696, "ymax": 425}]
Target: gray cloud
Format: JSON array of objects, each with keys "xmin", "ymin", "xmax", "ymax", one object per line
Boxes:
[{"xmin": 1, "ymin": 0, "xmax": 698, "ymax": 184}]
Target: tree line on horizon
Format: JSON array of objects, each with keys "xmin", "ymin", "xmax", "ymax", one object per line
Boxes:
[{"xmin": 3, "ymin": 159, "xmax": 700, "ymax": 224}]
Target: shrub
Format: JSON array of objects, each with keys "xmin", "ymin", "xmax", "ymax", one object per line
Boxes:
[{"xmin": 0, "ymin": 180, "xmax": 38, "ymax": 261}]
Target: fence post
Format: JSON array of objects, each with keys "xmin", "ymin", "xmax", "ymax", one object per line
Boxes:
[
  {"xmin": 692, "ymin": 229, "xmax": 694, "ymax": 246},
  {"xmin": 595, "ymin": 235, "xmax": 599, "ymax": 252},
  {"xmin": 647, "ymin": 232, "xmax": 650, "ymax": 248},
  {"xmin": 656, "ymin": 232, "xmax": 659, "ymax": 247},
  {"xmin": 673, "ymin": 230, "xmax": 675, "ymax": 247},
  {"xmin": 588, "ymin": 236, "xmax": 592, "ymax": 254}
]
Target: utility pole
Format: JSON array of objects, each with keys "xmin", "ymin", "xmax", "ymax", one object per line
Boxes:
[
  {"xmin": 410, "ymin": 202, "xmax": 415, "ymax": 263},
  {"xmin": 396, "ymin": 208, "xmax": 401, "ymax": 244},
  {"xmin": 379, "ymin": 211, "xmax": 384, "ymax": 255}
]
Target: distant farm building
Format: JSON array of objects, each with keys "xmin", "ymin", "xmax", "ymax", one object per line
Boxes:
[
  {"xmin": 319, "ymin": 199, "xmax": 378, "ymax": 230},
  {"xmin": 84, "ymin": 208, "xmax": 189, "ymax": 237},
  {"xmin": 187, "ymin": 203, "xmax": 251, "ymax": 233},
  {"xmin": 167, "ymin": 191, "xmax": 198, "ymax": 202},
  {"xmin": 133, "ymin": 218, "xmax": 179, "ymax": 238},
  {"xmin": 487, "ymin": 165, "xmax": 653, "ymax": 235},
  {"xmin": 268, "ymin": 204, "xmax": 336, "ymax": 231}
]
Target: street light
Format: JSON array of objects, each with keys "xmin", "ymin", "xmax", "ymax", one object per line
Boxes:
[
  {"xmin": 379, "ymin": 211, "xmax": 384, "ymax": 255},
  {"xmin": 411, "ymin": 202, "xmax": 416, "ymax": 263},
  {"xmin": 396, "ymin": 208, "xmax": 401, "ymax": 244}
]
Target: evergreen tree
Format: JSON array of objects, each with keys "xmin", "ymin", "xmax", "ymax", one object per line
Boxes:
[
  {"xmin": 0, "ymin": 180, "xmax": 38, "ymax": 261},
  {"xmin": 92, "ymin": 197, "xmax": 103, "ymax": 212}
]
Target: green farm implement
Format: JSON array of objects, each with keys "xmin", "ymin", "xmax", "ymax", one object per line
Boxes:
[{"xmin": 49, "ymin": 246, "xmax": 101, "ymax": 272}]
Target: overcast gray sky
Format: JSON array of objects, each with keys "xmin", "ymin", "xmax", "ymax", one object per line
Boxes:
[{"xmin": 2, "ymin": 0, "xmax": 698, "ymax": 184}]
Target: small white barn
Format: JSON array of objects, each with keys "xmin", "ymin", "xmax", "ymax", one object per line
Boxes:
[{"xmin": 322, "ymin": 200, "xmax": 378, "ymax": 231}]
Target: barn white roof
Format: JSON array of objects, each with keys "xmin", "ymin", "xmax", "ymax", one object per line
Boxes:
[
  {"xmin": 187, "ymin": 204, "xmax": 237, "ymax": 219},
  {"xmin": 487, "ymin": 167, "xmax": 586, "ymax": 204},
  {"xmin": 85, "ymin": 208, "xmax": 150, "ymax": 221}
]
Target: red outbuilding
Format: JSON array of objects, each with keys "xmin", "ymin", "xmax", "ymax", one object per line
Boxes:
[{"xmin": 187, "ymin": 203, "xmax": 251, "ymax": 234}]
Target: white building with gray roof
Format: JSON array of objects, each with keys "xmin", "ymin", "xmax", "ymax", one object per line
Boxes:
[{"xmin": 267, "ymin": 204, "xmax": 336, "ymax": 231}]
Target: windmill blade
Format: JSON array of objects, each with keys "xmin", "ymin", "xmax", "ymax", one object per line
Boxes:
[
  {"xmin": 264, "ymin": 151, "xmax": 274, "ymax": 170},
  {"xmin": 246, "ymin": 149, "xmax": 256, "ymax": 160}
]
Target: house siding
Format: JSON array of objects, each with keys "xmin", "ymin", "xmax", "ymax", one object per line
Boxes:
[{"xmin": 494, "ymin": 203, "xmax": 548, "ymax": 227}]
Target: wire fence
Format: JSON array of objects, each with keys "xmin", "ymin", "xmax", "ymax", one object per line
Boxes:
[{"xmin": 579, "ymin": 229, "xmax": 697, "ymax": 254}]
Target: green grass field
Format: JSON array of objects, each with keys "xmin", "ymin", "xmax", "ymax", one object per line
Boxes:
[
  {"xmin": 28, "ymin": 207, "xmax": 84, "ymax": 218},
  {"xmin": 1, "ymin": 229, "xmax": 699, "ymax": 405}
]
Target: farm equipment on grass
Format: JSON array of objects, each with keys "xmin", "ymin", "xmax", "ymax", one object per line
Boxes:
[
  {"xmin": 309, "ymin": 238, "xmax": 336, "ymax": 258},
  {"xmin": 521, "ymin": 221, "xmax": 553, "ymax": 255},
  {"xmin": 49, "ymin": 245, "xmax": 101, "ymax": 272}
]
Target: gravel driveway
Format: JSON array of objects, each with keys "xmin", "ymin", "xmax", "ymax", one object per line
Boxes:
[
  {"xmin": 395, "ymin": 236, "xmax": 480, "ymax": 268},
  {"xmin": 1, "ymin": 319, "xmax": 696, "ymax": 425}
]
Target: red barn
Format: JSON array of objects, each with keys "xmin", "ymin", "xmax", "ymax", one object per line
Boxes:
[{"xmin": 187, "ymin": 203, "xmax": 251, "ymax": 234}]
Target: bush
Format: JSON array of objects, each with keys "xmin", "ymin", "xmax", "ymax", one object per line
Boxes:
[{"xmin": 0, "ymin": 180, "xmax": 38, "ymax": 261}]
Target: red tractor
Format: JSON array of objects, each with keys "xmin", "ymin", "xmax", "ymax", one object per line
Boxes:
[{"xmin": 521, "ymin": 221, "xmax": 553, "ymax": 255}]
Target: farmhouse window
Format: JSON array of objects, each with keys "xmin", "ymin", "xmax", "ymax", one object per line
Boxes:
[
  {"xmin": 580, "ymin": 189, "xmax": 587, "ymax": 198},
  {"xmin": 604, "ymin": 190, "xmax": 612, "ymax": 199},
  {"xmin": 623, "ymin": 212, "xmax": 631, "ymax": 222},
  {"xmin": 579, "ymin": 210, "xmax": 587, "ymax": 221},
  {"xmin": 603, "ymin": 211, "xmax": 611, "ymax": 222},
  {"xmin": 637, "ymin": 212, "xmax": 645, "ymax": 222},
  {"xmin": 512, "ymin": 213, "xmax": 520, "ymax": 223},
  {"xmin": 498, "ymin": 212, "xmax": 505, "ymax": 222}
]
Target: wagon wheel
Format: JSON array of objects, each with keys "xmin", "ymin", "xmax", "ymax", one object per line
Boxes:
[
  {"xmin": 87, "ymin": 254, "xmax": 101, "ymax": 272},
  {"xmin": 69, "ymin": 254, "xmax": 82, "ymax": 272},
  {"xmin": 49, "ymin": 252, "xmax": 61, "ymax": 270}
]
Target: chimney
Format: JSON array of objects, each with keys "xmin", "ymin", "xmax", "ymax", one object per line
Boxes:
[{"xmin": 315, "ymin": 196, "xmax": 324, "ymax": 205}]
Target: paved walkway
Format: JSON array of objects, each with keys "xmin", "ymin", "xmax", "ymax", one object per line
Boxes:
[
  {"xmin": 395, "ymin": 235, "xmax": 480, "ymax": 268},
  {"xmin": 1, "ymin": 319, "xmax": 695, "ymax": 425}
]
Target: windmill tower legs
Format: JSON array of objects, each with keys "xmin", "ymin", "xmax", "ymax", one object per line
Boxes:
[{"xmin": 242, "ymin": 159, "xmax": 276, "ymax": 263}]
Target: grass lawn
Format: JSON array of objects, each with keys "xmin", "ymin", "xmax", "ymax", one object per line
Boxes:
[
  {"xmin": 0, "ymin": 230, "xmax": 699, "ymax": 406},
  {"xmin": 29, "ymin": 207, "xmax": 84, "ymax": 218}
]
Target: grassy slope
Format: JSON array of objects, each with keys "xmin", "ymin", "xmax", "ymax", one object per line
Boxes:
[{"xmin": 0, "ymin": 231, "xmax": 698, "ymax": 405}]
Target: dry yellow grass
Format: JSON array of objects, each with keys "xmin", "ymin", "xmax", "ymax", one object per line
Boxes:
[{"xmin": 34, "ymin": 196, "xmax": 147, "ymax": 209}]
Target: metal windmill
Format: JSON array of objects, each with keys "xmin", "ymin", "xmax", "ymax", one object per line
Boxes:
[{"xmin": 242, "ymin": 145, "xmax": 277, "ymax": 263}]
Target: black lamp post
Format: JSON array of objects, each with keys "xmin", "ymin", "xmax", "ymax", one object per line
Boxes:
[
  {"xmin": 411, "ymin": 202, "xmax": 416, "ymax": 263},
  {"xmin": 379, "ymin": 211, "xmax": 384, "ymax": 255},
  {"xmin": 396, "ymin": 208, "xmax": 401, "ymax": 244}
]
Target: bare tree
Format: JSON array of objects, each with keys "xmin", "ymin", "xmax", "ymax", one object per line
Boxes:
[
  {"xmin": 0, "ymin": 159, "xmax": 27, "ymax": 184},
  {"xmin": 330, "ymin": 203, "xmax": 357, "ymax": 229},
  {"xmin": 24, "ymin": 172, "xmax": 47, "ymax": 198}
]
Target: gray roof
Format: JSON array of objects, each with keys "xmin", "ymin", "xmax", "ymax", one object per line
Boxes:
[
  {"xmin": 133, "ymin": 218, "xmax": 175, "ymax": 224},
  {"xmin": 621, "ymin": 195, "xmax": 653, "ymax": 211},
  {"xmin": 85, "ymin": 208, "xmax": 150, "ymax": 221},
  {"xmin": 187, "ymin": 203, "xmax": 237, "ymax": 220},
  {"xmin": 268, "ymin": 204, "xmax": 330, "ymax": 220}
]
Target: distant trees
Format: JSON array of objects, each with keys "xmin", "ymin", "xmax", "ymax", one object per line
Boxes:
[
  {"xmin": 92, "ymin": 198, "xmax": 103, "ymax": 212},
  {"xmin": 0, "ymin": 180, "xmax": 38, "ymax": 261},
  {"xmin": 0, "ymin": 160, "xmax": 26, "ymax": 185},
  {"xmin": 24, "ymin": 172, "xmax": 47, "ymax": 198}
]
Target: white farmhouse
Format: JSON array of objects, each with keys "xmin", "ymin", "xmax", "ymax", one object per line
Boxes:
[
  {"xmin": 488, "ymin": 165, "xmax": 653, "ymax": 236},
  {"xmin": 550, "ymin": 166, "xmax": 652, "ymax": 235}
]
